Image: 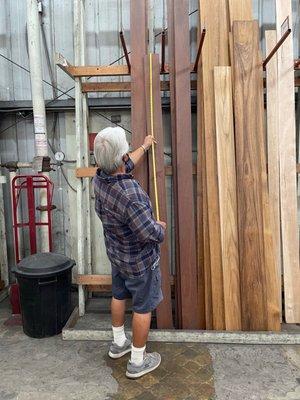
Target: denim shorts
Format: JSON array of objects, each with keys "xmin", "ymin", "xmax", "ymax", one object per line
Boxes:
[{"xmin": 111, "ymin": 261, "xmax": 163, "ymax": 314}]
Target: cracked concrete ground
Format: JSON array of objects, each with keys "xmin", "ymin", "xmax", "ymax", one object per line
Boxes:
[{"xmin": 1, "ymin": 298, "xmax": 299, "ymax": 400}]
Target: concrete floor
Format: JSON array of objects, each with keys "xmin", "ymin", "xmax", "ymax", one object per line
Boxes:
[{"xmin": 1, "ymin": 298, "xmax": 300, "ymax": 400}]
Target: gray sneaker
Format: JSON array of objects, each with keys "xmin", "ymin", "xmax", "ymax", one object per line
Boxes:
[
  {"xmin": 108, "ymin": 338, "xmax": 131, "ymax": 359},
  {"xmin": 126, "ymin": 352, "xmax": 161, "ymax": 379}
]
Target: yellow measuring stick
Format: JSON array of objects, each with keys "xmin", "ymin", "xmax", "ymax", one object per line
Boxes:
[{"xmin": 149, "ymin": 53, "xmax": 160, "ymax": 221}]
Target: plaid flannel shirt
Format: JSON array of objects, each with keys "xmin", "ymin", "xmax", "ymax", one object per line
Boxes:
[{"xmin": 93, "ymin": 157, "xmax": 164, "ymax": 278}]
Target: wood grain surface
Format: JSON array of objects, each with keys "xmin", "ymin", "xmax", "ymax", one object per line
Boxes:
[
  {"xmin": 168, "ymin": 0, "xmax": 200, "ymax": 329},
  {"xmin": 276, "ymin": 0, "xmax": 300, "ymax": 323},
  {"xmin": 214, "ymin": 67, "xmax": 242, "ymax": 331},
  {"xmin": 130, "ymin": 0, "xmax": 148, "ymax": 192},
  {"xmin": 265, "ymin": 30, "xmax": 282, "ymax": 321},
  {"xmin": 198, "ymin": 0, "xmax": 230, "ymax": 330},
  {"xmin": 233, "ymin": 21, "xmax": 280, "ymax": 330},
  {"xmin": 144, "ymin": 54, "xmax": 173, "ymax": 328}
]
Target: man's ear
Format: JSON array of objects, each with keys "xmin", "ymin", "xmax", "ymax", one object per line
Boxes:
[{"xmin": 122, "ymin": 154, "xmax": 129, "ymax": 162}]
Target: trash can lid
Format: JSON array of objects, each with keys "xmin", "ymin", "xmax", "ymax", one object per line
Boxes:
[{"xmin": 13, "ymin": 252, "xmax": 76, "ymax": 277}]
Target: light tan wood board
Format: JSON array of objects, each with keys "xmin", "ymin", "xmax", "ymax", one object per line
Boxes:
[
  {"xmin": 198, "ymin": 0, "xmax": 230, "ymax": 330},
  {"xmin": 276, "ymin": 0, "xmax": 300, "ymax": 323},
  {"xmin": 214, "ymin": 66, "xmax": 242, "ymax": 331},
  {"xmin": 265, "ymin": 30, "xmax": 282, "ymax": 321},
  {"xmin": 232, "ymin": 20, "xmax": 280, "ymax": 331},
  {"xmin": 228, "ymin": 0, "xmax": 253, "ymax": 28}
]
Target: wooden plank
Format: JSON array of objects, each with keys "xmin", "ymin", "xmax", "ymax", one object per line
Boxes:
[
  {"xmin": 228, "ymin": 0, "xmax": 252, "ymax": 28},
  {"xmin": 75, "ymin": 165, "xmax": 197, "ymax": 178},
  {"xmin": 167, "ymin": 0, "xmax": 200, "ymax": 329},
  {"xmin": 130, "ymin": 0, "xmax": 148, "ymax": 192},
  {"xmin": 214, "ymin": 67, "xmax": 242, "ymax": 331},
  {"xmin": 67, "ymin": 65, "xmax": 129, "ymax": 77},
  {"xmin": 233, "ymin": 21, "xmax": 280, "ymax": 331},
  {"xmin": 265, "ymin": 30, "xmax": 282, "ymax": 320},
  {"xmin": 82, "ymin": 82, "xmax": 131, "ymax": 93},
  {"xmin": 276, "ymin": 1, "xmax": 300, "ymax": 323},
  {"xmin": 81, "ymin": 80, "xmax": 198, "ymax": 93},
  {"xmin": 144, "ymin": 54, "xmax": 173, "ymax": 328},
  {"xmin": 77, "ymin": 274, "xmax": 113, "ymax": 285},
  {"xmin": 78, "ymin": 274, "xmax": 175, "ymax": 285},
  {"xmin": 196, "ymin": 49, "xmax": 210, "ymax": 329},
  {"xmin": 198, "ymin": 0, "xmax": 229, "ymax": 330}
]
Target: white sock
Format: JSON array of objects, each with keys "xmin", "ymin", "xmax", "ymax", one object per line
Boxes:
[
  {"xmin": 112, "ymin": 325, "xmax": 126, "ymax": 347},
  {"xmin": 131, "ymin": 345, "xmax": 146, "ymax": 366}
]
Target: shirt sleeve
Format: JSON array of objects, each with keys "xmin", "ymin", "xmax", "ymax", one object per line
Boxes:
[
  {"xmin": 125, "ymin": 157, "xmax": 135, "ymax": 173},
  {"xmin": 126, "ymin": 201, "xmax": 165, "ymax": 244}
]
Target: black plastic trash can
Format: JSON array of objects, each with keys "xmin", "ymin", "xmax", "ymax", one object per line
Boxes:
[{"xmin": 13, "ymin": 252, "xmax": 75, "ymax": 338}]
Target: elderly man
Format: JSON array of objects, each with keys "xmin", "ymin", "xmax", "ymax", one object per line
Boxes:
[{"xmin": 93, "ymin": 126, "xmax": 166, "ymax": 379}]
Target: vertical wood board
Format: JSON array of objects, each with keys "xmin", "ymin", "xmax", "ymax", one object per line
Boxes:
[
  {"xmin": 214, "ymin": 66, "xmax": 242, "ymax": 331},
  {"xmin": 130, "ymin": 0, "xmax": 148, "ymax": 192},
  {"xmin": 276, "ymin": 0, "xmax": 300, "ymax": 323},
  {"xmin": 233, "ymin": 20, "xmax": 268, "ymax": 330},
  {"xmin": 198, "ymin": 0, "xmax": 230, "ymax": 330},
  {"xmin": 265, "ymin": 30, "xmax": 282, "ymax": 321},
  {"xmin": 228, "ymin": 0, "xmax": 253, "ymax": 28},
  {"xmin": 167, "ymin": 0, "xmax": 200, "ymax": 329},
  {"xmin": 144, "ymin": 54, "xmax": 173, "ymax": 329}
]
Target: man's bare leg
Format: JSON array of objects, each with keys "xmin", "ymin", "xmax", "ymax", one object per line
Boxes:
[
  {"xmin": 111, "ymin": 297, "xmax": 126, "ymax": 327},
  {"xmin": 132, "ymin": 312, "xmax": 152, "ymax": 347},
  {"xmin": 110, "ymin": 297, "xmax": 128, "ymax": 352}
]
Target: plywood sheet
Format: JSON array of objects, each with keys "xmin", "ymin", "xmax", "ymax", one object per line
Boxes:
[
  {"xmin": 276, "ymin": 0, "xmax": 300, "ymax": 323},
  {"xmin": 214, "ymin": 67, "xmax": 241, "ymax": 331},
  {"xmin": 198, "ymin": 0, "xmax": 230, "ymax": 330},
  {"xmin": 130, "ymin": 0, "xmax": 148, "ymax": 192},
  {"xmin": 168, "ymin": 0, "xmax": 200, "ymax": 329},
  {"xmin": 265, "ymin": 30, "xmax": 282, "ymax": 321},
  {"xmin": 232, "ymin": 20, "xmax": 280, "ymax": 331},
  {"xmin": 144, "ymin": 54, "xmax": 173, "ymax": 329}
]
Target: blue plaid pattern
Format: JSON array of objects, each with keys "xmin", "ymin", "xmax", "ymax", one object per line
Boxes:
[{"xmin": 93, "ymin": 158, "xmax": 164, "ymax": 278}]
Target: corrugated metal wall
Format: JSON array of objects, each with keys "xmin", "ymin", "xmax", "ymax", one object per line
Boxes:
[{"xmin": 0, "ymin": 0, "xmax": 299, "ymax": 276}]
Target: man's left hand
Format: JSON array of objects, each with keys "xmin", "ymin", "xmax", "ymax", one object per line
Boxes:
[{"xmin": 143, "ymin": 135, "xmax": 157, "ymax": 151}]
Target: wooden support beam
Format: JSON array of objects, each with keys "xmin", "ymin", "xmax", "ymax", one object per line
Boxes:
[
  {"xmin": 75, "ymin": 164, "xmax": 197, "ymax": 179},
  {"xmin": 144, "ymin": 53, "xmax": 173, "ymax": 328},
  {"xmin": 130, "ymin": 0, "xmax": 148, "ymax": 192},
  {"xmin": 265, "ymin": 30, "xmax": 282, "ymax": 320},
  {"xmin": 77, "ymin": 274, "xmax": 175, "ymax": 286},
  {"xmin": 81, "ymin": 80, "xmax": 198, "ymax": 93},
  {"xmin": 233, "ymin": 20, "xmax": 280, "ymax": 331},
  {"xmin": 55, "ymin": 53, "xmax": 74, "ymax": 79},
  {"xmin": 67, "ymin": 65, "xmax": 129, "ymax": 77},
  {"xmin": 198, "ymin": 0, "xmax": 230, "ymax": 330},
  {"xmin": 168, "ymin": 0, "xmax": 200, "ymax": 329},
  {"xmin": 276, "ymin": 1, "xmax": 300, "ymax": 323},
  {"xmin": 82, "ymin": 82, "xmax": 131, "ymax": 93},
  {"xmin": 214, "ymin": 67, "xmax": 242, "ymax": 331}
]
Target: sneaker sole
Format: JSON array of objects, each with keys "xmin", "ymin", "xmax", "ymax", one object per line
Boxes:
[
  {"xmin": 108, "ymin": 348, "xmax": 131, "ymax": 359},
  {"xmin": 126, "ymin": 359, "xmax": 161, "ymax": 379}
]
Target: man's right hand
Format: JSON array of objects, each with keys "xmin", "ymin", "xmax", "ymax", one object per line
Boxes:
[{"xmin": 157, "ymin": 221, "xmax": 167, "ymax": 230}]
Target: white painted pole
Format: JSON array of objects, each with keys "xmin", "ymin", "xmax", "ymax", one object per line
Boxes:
[
  {"xmin": 74, "ymin": 0, "xmax": 86, "ymax": 316},
  {"xmin": 0, "ymin": 170, "xmax": 9, "ymax": 288},
  {"xmin": 27, "ymin": 0, "xmax": 49, "ymax": 253}
]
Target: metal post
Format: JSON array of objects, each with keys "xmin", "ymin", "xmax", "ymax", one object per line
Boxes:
[{"xmin": 27, "ymin": 0, "xmax": 49, "ymax": 252}]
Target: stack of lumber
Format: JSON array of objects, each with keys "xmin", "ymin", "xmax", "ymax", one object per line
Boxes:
[{"xmin": 197, "ymin": 0, "xmax": 299, "ymax": 331}]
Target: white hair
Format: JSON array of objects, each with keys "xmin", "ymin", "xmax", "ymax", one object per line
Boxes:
[{"xmin": 94, "ymin": 127, "xmax": 129, "ymax": 174}]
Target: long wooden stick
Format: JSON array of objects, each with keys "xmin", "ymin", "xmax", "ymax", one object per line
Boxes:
[{"xmin": 149, "ymin": 53, "xmax": 160, "ymax": 220}]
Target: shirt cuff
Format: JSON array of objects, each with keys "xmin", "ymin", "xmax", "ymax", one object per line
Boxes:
[{"xmin": 125, "ymin": 156, "xmax": 135, "ymax": 173}]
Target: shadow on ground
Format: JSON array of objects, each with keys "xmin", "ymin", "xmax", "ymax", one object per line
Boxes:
[{"xmin": 106, "ymin": 342, "xmax": 215, "ymax": 400}]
